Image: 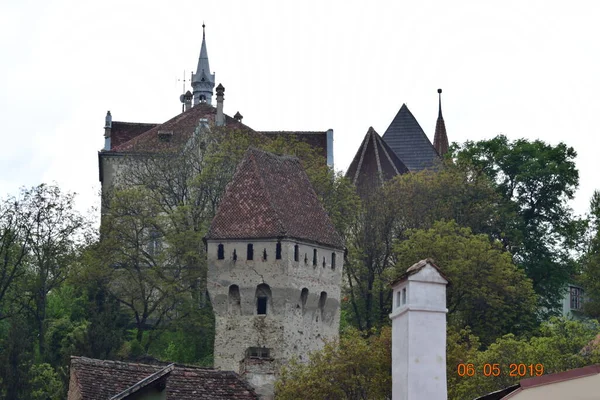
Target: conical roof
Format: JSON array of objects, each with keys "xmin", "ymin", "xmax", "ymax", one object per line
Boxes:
[
  {"xmin": 207, "ymin": 148, "xmax": 344, "ymax": 249},
  {"xmin": 346, "ymin": 127, "xmax": 408, "ymax": 195},
  {"xmin": 433, "ymin": 89, "xmax": 449, "ymax": 156},
  {"xmin": 382, "ymin": 104, "xmax": 439, "ymax": 171}
]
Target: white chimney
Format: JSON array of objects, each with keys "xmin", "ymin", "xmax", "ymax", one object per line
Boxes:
[
  {"xmin": 215, "ymin": 83, "xmax": 225, "ymax": 127},
  {"xmin": 104, "ymin": 110, "xmax": 112, "ymax": 151},
  {"xmin": 390, "ymin": 259, "xmax": 448, "ymax": 400}
]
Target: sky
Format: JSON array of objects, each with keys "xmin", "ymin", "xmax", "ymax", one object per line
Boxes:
[{"xmin": 1, "ymin": 0, "xmax": 599, "ymax": 221}]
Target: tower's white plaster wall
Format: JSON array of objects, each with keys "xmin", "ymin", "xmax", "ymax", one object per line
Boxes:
[
  {"xmin": 390, "ymin": 263, "xmax": 448, "ymax": 400},
  {"xmin": 207, "ymin": 239, "xmax": 343, "ymax": 399}
]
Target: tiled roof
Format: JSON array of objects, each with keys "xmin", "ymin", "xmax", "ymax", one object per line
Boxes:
[
  {"xmin": 259, "ymin": 131, "xmax": 328, "ymax": 161},
  {"xmin": 345, "ymin": 127, "xmax": 408, "ymax": 195},
  {"xmin": 69, "ymin": 356, "xmax": 258, "ymax": 400},
  {"xmin": 111, "ymin": 104, "xmax": 251, "ymax": 153},
  {"xmin": 206, "ymin": 148, "xmax": 344, "ymax": 249},
  {"xmin": 382, "ymin": 104, "xmax": 440, "ymax": 172},
  {"xmin": 390, "ymin": 258, "xmax": 450, "ymax": 287},
  {"xmin": 109, "ymin": 122, "xmax": 159, "ymax": 150}
]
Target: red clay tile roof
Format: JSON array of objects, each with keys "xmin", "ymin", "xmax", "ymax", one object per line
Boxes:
[
  {"xmin": 259, "ymin": 131, "xmax": 328, "ymax": 161},
  {"xmin": 109, "ymin": 122, "xmax": 159, "ymax": 150},
  {"xmin": 206, "ymin": 148, "xmax": 344, "ymax": 249},
  {"xmin": 345, "ymin": 127, "xmax": 408, "ymax": 196},
  {"xmin": 69, "ymin": 356, "xmax": 258, "ymax": 400},
  {"xmin": 111, "ymin": 104, "xmax": 251, "ymax": 153}
]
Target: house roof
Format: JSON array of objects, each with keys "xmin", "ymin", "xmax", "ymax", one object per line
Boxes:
[
  {"xmin": 476, "ymin": 364, "xmax": 600, "ymax": 399},
  {"xmin": 110, "ymin": 103, "xmax": 251, "ymax": 153},
  {"xmin": 69, "ymin": 356, "xmax": 258, "ymax": 400},
  {"xmin": 110, "ymin": 122, "xmax": 159, "ymax": 150},
  {"xmin": 206, "ymin": 148, "xmax": 344, "ymax": 249},
  {"xmin": 382, "ymin": 103, "xmax": 440, "ymax": 171},
  {"xmin": 345, "ymin": 126, "xmax": 408, "ymax": 195},
  {"xmin": 259, "ymin": 131, "xmax": 328, "ymax": 161}
]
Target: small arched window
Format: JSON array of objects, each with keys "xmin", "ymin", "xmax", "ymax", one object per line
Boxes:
[
  {"xmin": 331, "ymin": 252, "xmax": 336, "ymax": 270},
  {"xmin": 247, "ymin": 244, "xmax": 254, "ymax": 260},
  {"xmin": 217, "ymin": 244, "xmax": 224, "ymax": 260},
  {"xmin": 313, "ymin": 249, "xmax": 317, "ymax": 266},
  {"xmin": 276, "ymin": 241, "xmax": 282, "ymax": 260},
  {"xmin": 294, "ymin": 244, "xmax": 299, "ymax": 262},
  {"xmin": 300, "ymin": 288, "xmax": 309, "ymax": 311},
  {"xmin": 228, "ymin": 285, "xmax": 241, "ymax": 314},
  {"xmin": 318, "ymin": 291, "xmax": 327, "ymax": 321},
  {"xmin": 256, "ymin": 283, "xmax": 271, "ymax": 315}
]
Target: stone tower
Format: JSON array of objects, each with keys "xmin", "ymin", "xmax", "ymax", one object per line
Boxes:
[
  {"xmin": 205, "ymin": 148, "xmax": 344, "ymax": 399},
  {"xmin": 390, "ymin": 259, "xmax": 449, "ymax": 400},
  {"xmin": 192, "ymin": 23, "xmax": 215, "ymax": 106}
]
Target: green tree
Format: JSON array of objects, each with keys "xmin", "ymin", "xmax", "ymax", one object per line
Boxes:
[
  {"xmin": 454, "ymin": 135, "xmax": 582, "ymax": 311},
  {"xmin": 392, "ymin": 220, "xmax": 538, "ymax": 345},
  {"xmin": 580, "ymin": 190, "xmax": 600, "ymax": 317},
  {"xmin": 343, "ymin": 161, "xmax": 502, "ymax": 331},
  {"xmin": 275, "ymin": 327, "xmax": 391, "ymax": 400}
]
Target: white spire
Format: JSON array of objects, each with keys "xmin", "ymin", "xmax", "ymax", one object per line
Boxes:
[{"xmin": 192, "ymin": 23, "xmax": 216, "ymax": 106}]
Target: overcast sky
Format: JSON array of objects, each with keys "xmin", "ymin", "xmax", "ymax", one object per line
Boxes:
[{"xmin": 1, "ymin": 0, "xmax": 599, "ymax": 221}]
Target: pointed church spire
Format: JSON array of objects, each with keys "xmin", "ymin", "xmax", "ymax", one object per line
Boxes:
[
  {"xmin": 433, "ymin": 89, "xmax": 449, "ymax": 156},
  {"xmin": 192, "ymin": 23, "xmax": 215, "ymax": 106}
]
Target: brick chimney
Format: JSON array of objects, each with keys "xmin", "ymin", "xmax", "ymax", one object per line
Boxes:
[
  {"xmin": 103, "ymin": 111, "xmax": 112, "ymax": 151},
  {"xmin": 390, "ymin": 259, "xmax": 448, "ymax": 400},
  {"xmin": 216, "ymin": 83, "xmax": 225, "ymax": 127}
]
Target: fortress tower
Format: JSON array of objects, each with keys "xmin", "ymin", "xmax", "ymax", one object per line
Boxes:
[{"xmin": 205, "ymin": 148, "xmax": 344, "ymax": 399}]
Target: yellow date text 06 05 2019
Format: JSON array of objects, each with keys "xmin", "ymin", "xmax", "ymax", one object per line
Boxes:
[{"xmin": 456, "ymin": 363, "xmax": 544, "ymax": 377}]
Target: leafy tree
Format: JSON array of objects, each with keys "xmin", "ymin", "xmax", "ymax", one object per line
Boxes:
[
  {"xmin": 343, "ymin": 162, "xmax": 506, "ymax": 331},
  {"xmin": 29, "ymin": 363, "xmax": 63, "ymax": 400},
  {"xmin": 275, "ymin": 327, "xmax": 391, "ymax": 399},
  {"xmin": 450, "ymin": 317, "xmax": 600, "ymax": 399},
  {"xmin": 392, "ymin": 220, "xmax": 538, "ymax": 345},
  {"xmin": 18, "ymin": 184, "xmax": 88, "ymax": 360},
  {"xmin": 580, "ymin": 190, "xmax": 600, "ymax": 317},
  {"xmin": 454, "ymin": 135, "xmax": 582, "ymax": 311}
]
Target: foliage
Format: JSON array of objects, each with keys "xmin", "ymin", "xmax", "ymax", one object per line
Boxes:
[
  {"xmin": 581, "ymin": 190, "xmax": 600, "ymax": 317},
  {"xmin": 392, "ymin": 220, "xmax": 538, "ymax": 345},
  {"xmin": 29, "ymin": 363, "xmax": 64, "ymax": 400},
  {"xmin": 450, "ymin": 317, "xmax": 600, "ymax": 399},
  {"xmin": 453, "ymin": 135, "xmax": 582, "ymax": 311},
  {"xmin": 275, "ymin": 327, "xmax": 391, "ymax": 400},
  {"xmin": 343, "ymin": 161, "xmax": 503, "ymax": 331}
]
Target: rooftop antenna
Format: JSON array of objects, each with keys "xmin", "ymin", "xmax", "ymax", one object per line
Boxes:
[{"xmin": 177, "ymin": 70, "xmax": 191, "ymax": 112}]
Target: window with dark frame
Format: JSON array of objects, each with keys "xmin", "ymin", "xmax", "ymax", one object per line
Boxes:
[
  {"xmin": 570, "ymin": 286, "xmax": 584, "ymax": 310},
  {"xmin": 246, "ymin": 347, "xmax": 270, "ymax": 359},
  {"xmin": 276, "ymin": 242, "xmax": 282, "ymax": 260},
  {"xmin": 247, "ymin": 244, "xmax": 254, "ymax": 260},
  {"xmin": 217, "ymin": 244, "xmax": 224, "ymax": 260}
]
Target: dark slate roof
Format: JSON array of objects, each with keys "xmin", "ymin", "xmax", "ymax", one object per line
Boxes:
[
  {"xmin": 110, "ymin": 103, "xmax": 251, "ymax": 153},
  {"xmin": 259, "ymin": 131, "xmax": 328, "ymax": 162},
  {"xmin": 109, "ymin": 122, "xmax": 159, "ymax": 150},
  {"xmin": 346, "ymin": 127, "xmax": 408, "ymax": 195},
  {"xmin": 382, "ymin": 104, "xmax": 440, "ymax": 172},
  {"xmin": 69, "ymin": 356, "xmax": 258, "ymax": 400},
  {"xmin": 206, "ymin": 148, "xmax": 344, "ymax": 249}
]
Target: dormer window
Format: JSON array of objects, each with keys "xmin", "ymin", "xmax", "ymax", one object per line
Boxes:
[{"xmin": 158, "ymin": 130, "xmax": 173, "ymax": 142}]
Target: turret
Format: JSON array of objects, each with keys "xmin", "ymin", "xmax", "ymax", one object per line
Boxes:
[
  {"xmin": 191, "ymin": 23, "xmax": 215, "ymax": 106},
  {"xmin": 433, "ymin": 89, "xmax": 449, "ymax": 156}
]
